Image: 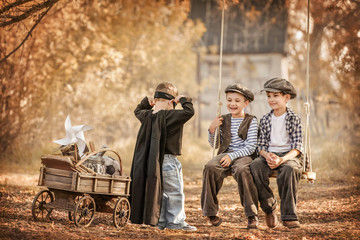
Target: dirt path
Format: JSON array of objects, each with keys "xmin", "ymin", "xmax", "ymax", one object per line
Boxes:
[{"xmin": 0, "ymin": 172, "xmax": 359, "ymax": 239}]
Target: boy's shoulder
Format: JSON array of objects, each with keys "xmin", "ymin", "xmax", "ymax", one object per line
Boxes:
[
  {"xmin": 286, "ymin": 108, "xmax": 301, "ymax": 120},
  {"xmin": 260, "ymin": 111, "xmax": 272, "ymax": 122}
]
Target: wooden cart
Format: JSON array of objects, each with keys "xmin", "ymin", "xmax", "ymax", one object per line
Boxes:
[{"xmin": 31, "ymin": 147, "xmax": 131, "ymax": 228}]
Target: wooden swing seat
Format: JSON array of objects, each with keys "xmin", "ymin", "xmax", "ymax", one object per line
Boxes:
[{"xmin": 227, "ymin": 170, "xmax": 315, "ymax": 182}]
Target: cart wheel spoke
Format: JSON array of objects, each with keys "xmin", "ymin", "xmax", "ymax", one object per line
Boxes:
[
  {"xmin": 73, "ymin": 195, "xmax": 96, "ymax": 227},
  {"xmin": 113, "ymin": 198, "xmax": 130, "ymax": 228},
  {"xmin": 68, "ymin": 195, "xmax": 80, "ymax": 221},
  {"xmin": 32, "ymin": 190, "xmax": 54, "ymax": 221},
  {"xmin": 44, "ymin": 193, "xmax": 50, "ymax": 202}
]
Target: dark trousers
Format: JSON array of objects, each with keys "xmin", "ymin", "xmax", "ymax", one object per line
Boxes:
[
  {"xmin": 250, "ymin": 153, "xmax": 302, "ymax": 221},
  {"xmin": 201, "ymin": 153, "xmax": 258, "ymax": 217}
]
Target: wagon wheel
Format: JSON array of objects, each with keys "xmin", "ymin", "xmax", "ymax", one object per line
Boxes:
[
  {"xmin": 31, "ymin": 190, "xmax": 54, "ymax": 221},
  {"xmin": 113, "ymin": 198, "xmax": 130, "ymax": 228},
  {"xmin": 73, "ymin": 195, "xmax": 96, "ymax": 227},
  {"xmin": 68, "ymin": 195, "xmax": 81, "ymax": 221}
]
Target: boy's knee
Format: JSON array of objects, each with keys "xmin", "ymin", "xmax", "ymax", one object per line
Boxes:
[
  {"xmin": 281, "ymin": 164, "xmax": 302, "ymax": 177},
  {"xmin": 204, "ymin": 162, "xmax": 218, "ymax": 173},
  {"xmin": 233, "ymin": 164, "xmax": 249, "ymax": 175},
  {"xmin": 250, "ymin": 158, "xmax": 262, "ymax": 171}
]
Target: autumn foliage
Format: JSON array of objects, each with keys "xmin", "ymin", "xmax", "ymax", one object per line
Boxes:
[{"xmin": 1, "ymin": 0, "xmax": 205, "ymax": 163}]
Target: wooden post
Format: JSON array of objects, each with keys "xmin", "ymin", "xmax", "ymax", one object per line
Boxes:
[
  {"xmin": 126, "ymin": 178, "xmax": 131, "ymax": 195},
  {"xmin": 38, "ymin": 167, "xmax": 44, "ymax": 186},
  {"xmin": 93, "ymin": 177, "xmax": 97, "ymax": 192},
  {"xmin": 110, "ymin": 176, "xmax": 114, "ymax": 194},
  {"xmin": 71, "ymin": 172, "xmax": 77, "ymax": 191},
  {"xmin": 76, "ymin": 175, "xmax": 81, "ymax": 191}
]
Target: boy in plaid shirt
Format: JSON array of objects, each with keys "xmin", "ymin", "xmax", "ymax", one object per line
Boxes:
[{"xmin": 250, "ymin": 78, "xmax": 303, "ymax": 229}]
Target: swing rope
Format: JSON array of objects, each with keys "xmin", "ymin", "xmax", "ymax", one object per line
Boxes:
[
  {"xmin": 212, "ymin": 0, "xmax": 225, "ymax": 157},
  {"xmin": 303, "ymin": 0, "xmax": 314, "ymax": 177}
]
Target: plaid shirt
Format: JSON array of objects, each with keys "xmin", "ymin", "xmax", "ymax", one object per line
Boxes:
[{"xmin": 258, "ymin": 108, "xmax": 303, "ymax": 153}]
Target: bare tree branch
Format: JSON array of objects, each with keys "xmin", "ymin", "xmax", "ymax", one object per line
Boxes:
[
  {"xmin": 0, "ymin": 2, "xmax": 55, "ymax": 64},
  {"xmin": 0, "ymin": 0, "xmax": 32, "ymax": 15},
  {"xmin": 0, "ymin": 0, "xmax": 59, "ymax": 27}
]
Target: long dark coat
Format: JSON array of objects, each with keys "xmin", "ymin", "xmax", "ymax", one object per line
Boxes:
[{"xmin": 129, "ymin": 96, "xmax": 194, "ymax": 226}]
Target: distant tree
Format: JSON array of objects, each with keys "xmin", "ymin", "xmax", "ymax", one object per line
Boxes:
[
  {"xmin": 0, "ymin": 0, "xmax": 205, "ymax": 159},
  {"xmin": 288, "ymin": 0, "xmax": 359, "ymax": 132},
  {"xmin": 0, "ymin": 0, "xmax": 61, "ymax": 153}
]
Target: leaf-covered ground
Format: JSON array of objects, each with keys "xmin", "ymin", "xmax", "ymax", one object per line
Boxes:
[{"xmin": 0, "ymin": 172, "xmax": 359, "ymax": 239}]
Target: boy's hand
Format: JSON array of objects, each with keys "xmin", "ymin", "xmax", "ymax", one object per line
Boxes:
[
  {"xmin": 209, "ymin": 116, "xmax": 223, "ymax": 134},
  {"xmin": 220, "ymin": 154, "xmax": 231, "ymax": 167},
  {"xmin": 266, "ymin": 153, "xmax": 285, "ymax": 169},
  {"xmin": 148, "ymin": 97, "xmax": 155, "ymax": 106},
  {"xmin": 174, "ymin": 95, "xmax": 185, "ymax": 104}
]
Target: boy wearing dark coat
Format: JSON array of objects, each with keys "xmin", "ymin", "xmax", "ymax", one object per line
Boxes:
[
  {"xmin": 250, "ymin": 78, "xmax": 303, "ymax": 229},
  {"xmin": 129, "ymin": 82, "xmax": 196, "ymax": 231}
]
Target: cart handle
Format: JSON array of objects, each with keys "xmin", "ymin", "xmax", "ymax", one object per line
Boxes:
[{"xmin": 75, "ymin": 148, "xmax": 123, "ymax": 176}]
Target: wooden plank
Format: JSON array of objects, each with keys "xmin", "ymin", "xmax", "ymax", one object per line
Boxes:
[
  {"xmin": 78, "ymin": 179, "xmax": 128, "ymax": 191},
  {"xmin": 41, "ymin": 154, "xmax": 75, "ymax": 171},
  {"xmin": 77, "ymin": 177, "xmax": 129, "ymax": 185},
  {"xmin": 45, "ymin": 168, "xmax": 74, "ymax": 178},
  {"xmin": 44, "ymin": 174, "xmax": 73, "ymax": 184},
  {"xmin": 77, "ymin": 184, "xmax": 126, "ymax": 194},
  {"xmin": 113, "ymin": 181, "xmax": 128, "ymax": 188},
  {"xmin": 78, "ymin": 174, "xmax": 130, "ymax": 181},
  {"xmin": 78, "ymin": 178, "xmax": 94, "ymax": 187},
  {"xmin": 43, "ymin": 179, "xmax": 72, "ymax": 190},
  {"xmin": 95, "ymin": 179, "xmax": 110, "ymax": 187},
  {"xmin": 109, "ymin": 188, "xmax": 126, "ymax": 195},
  {"xmin": 78, "ymin": 179, "xmax": 124, "ymax": 187}
]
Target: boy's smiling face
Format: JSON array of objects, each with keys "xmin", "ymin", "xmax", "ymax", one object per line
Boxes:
[
  {"xmin": 266, "ymin": 91, "xmax": 290, "ymax": 111},
  {"xmin": 226, "ymin": 92, "xmax": 249, "ymax": 118}
]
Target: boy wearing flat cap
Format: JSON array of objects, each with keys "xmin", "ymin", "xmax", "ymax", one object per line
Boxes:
[
  {"xmin": 250, "ymin": 77, "xmax": 303, "ymax": 229},
  {"xmin": 201, "ymin": 84, "xmax": 259, "ymax": 228}
]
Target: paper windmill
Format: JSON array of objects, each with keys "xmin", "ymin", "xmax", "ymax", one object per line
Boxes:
[{"xmin": 54, "ymin": 115, "xmax": 93, "ymax": 157}]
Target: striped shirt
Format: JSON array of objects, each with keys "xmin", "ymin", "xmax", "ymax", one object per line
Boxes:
[{"xmin": 209, "ymin": 117, "xmax": 258, "ymax": 160}]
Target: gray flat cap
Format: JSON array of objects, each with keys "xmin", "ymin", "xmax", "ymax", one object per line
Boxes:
[
  {"xmin": 225, "ymin": 84, "xmax": 254, "ymax": 102},
  {"xmin": 262, "ymin": 77, "xmax": 297, "ymax": 99}
]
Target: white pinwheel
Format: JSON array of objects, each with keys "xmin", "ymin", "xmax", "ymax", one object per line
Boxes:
[{"xmin": 54, "ymin": 115, "xmax": 93, "ymax": 157}]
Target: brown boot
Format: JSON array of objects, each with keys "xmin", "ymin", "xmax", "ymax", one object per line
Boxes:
[
  {"xmin": 208, "ymin": 216, "xmax": 222, "ymax": 226},
  {"xmin": 283, "ymin": 220, "xmax": 300, "ymax": 228},
  {"xmin": 247, "ymin": 216, "xmax": 258, "ymax": 229},
  {"xmin": 265, "ymin": 212, "xmax": 278, "ymax": 228}
]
